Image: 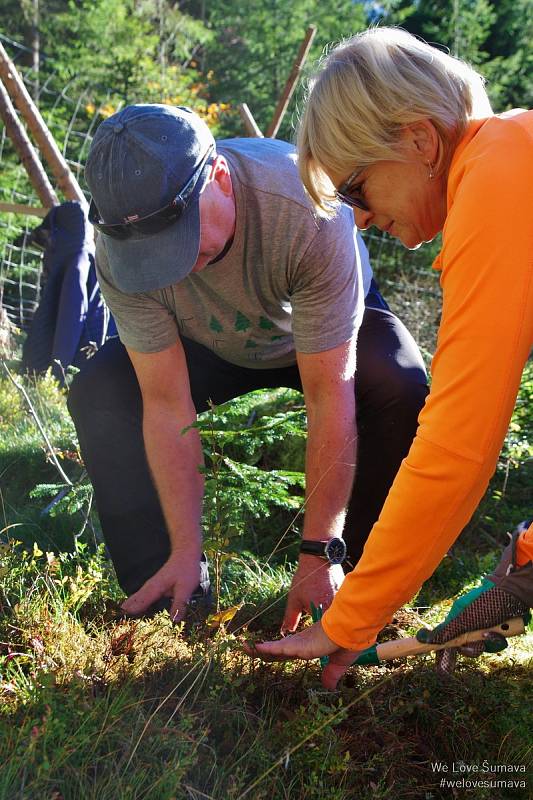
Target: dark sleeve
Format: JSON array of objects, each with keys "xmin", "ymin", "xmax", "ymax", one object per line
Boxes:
[{"xmin": 50, "ymin": 248, "xmax": 91, "ymax": 378}]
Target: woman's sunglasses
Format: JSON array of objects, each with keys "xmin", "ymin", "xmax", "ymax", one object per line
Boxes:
[{"xmin": 335, "ymin": 166, "xmax": 369, "ymax": 212}]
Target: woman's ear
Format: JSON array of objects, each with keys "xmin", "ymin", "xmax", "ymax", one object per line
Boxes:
[{"xmin": 401, "ymin": 119, "xmax": 440, "ymax": 164}]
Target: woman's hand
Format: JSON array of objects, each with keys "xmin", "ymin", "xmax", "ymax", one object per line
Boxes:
[{"xmin": 243, "ymin": 621, "xmax": 363, "ymax": 690}]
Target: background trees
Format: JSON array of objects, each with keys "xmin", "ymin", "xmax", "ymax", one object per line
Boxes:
[
  {"xmin": 378, "ymin": 0, "xmax": 532, "ymax": 109},
  {"xmin": 1, "ymin": 0, "xmax": 530, "ymax": 141},
  {"xmin": 180, "ymin": 0, "xmax": 367, "ymax": 137},
  {"xmin": 182, "ymin": 0, "xmax": 532, "ymax": 137}
]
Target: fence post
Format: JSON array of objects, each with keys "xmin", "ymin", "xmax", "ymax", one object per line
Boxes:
[
  {"xmin": 265, "ymin": 25, "xmax": 316, "ymax": 139},
  {"xmin": 238, "ymin": 103, "xmax": 264, "ymax": 137},
  {"xmin": 0, "ymin": 79, "xmax": 58, "ymax": 208},
  {"xmin": 0, "ymin": 41, "xmax": 86, "ymax": 206}
]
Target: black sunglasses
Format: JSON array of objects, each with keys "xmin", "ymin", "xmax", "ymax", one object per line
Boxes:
[
  {"xmin": 88, "ymin": 144, "xmax": 215, "ymax": 239},
  {"xmin": 335, "ymin": 166, "xmax": 369, "ymax": 212}
]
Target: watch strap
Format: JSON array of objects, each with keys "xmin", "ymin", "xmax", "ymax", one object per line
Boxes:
[{"xmin": 300, "ymin": 540, "xmax": 329, "ymax": 558}]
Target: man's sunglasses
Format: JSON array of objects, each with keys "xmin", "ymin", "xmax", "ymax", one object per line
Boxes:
[
  {"xmin": 88, "ymin": 144, "xmax": 215, "ymax": 240},
  {"xmin": 335, "ymin": 166, "xmax": 369, "ymax": 212}
]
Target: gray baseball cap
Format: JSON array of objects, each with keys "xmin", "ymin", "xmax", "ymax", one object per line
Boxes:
[{"xmin": 85, "ymin": 104, "xmax": 215, "ymax": 293}]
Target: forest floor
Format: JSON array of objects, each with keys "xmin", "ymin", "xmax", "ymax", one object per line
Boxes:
[{"xmin": 0, "ymin": 354, "xmax": 531, "ymax": 800}]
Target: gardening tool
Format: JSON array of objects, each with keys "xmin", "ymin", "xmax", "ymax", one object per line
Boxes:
[{"xmin": 351, "ymin": 616, "xmax": 526, "ymax": 666}]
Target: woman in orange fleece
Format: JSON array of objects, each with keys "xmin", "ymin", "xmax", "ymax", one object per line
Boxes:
[{"xmin": 249, "ymin": 27, "xmax": 533, "ymax": 687}]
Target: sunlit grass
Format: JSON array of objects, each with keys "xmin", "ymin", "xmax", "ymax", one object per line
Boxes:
[{"xmin": 0, "ymin": 365, "xmax": 531, "ymax": 799}]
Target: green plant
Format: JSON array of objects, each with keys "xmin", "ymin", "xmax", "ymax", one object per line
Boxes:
[{"xmin": 192, "ymin": 393, "xmax": 307, "ymax": 608}]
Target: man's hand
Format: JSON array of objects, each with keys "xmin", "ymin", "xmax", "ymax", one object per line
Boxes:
[
  {"xmin": 244, "ymin": 621, "xmax": 362, "ymax": 690},
  {"xmin": 121, "ymin": 551, "xmax": 201, "ymax": 622},
  {"xmin": 282, "ymin": 555, "xmax": 345, "ymax": 633}
]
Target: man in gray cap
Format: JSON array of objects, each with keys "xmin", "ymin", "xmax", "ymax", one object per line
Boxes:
[{"xmin": 70, "ymin": 104, "xmax": 427, "ymax": 625}]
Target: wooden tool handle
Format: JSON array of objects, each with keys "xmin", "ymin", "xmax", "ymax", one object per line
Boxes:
[{"xmin": 375, "ymin": 617, "xmax": 526, "ymax": 661}]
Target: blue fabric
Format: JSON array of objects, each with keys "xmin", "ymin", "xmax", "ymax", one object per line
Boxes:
[
  {"xmin": 22, "ymin": 202, "xmax": 115, "ymax": 384},
  {"xmin": 364, "ymin": 278, "xmax": 391, "ymax": 311}
]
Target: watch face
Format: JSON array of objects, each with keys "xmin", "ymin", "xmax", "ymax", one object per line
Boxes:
[{"xmin": 325, "ymin": 538, "xmax": 347, "ymax": 565}]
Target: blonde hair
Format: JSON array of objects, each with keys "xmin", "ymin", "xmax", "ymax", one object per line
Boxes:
[{"xmin": 298, "ymin": 26, "xmax": 492, "ymax": 215}]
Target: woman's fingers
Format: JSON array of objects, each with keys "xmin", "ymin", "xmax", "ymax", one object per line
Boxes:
[{"xmin": 244, "ymin": 621, "xmax": 338, "ymax": 660}]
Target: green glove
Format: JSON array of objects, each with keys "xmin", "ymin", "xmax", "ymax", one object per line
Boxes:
[{"xmin": 416, "ymin": 524, "xmax": 532, "ymax": 674}]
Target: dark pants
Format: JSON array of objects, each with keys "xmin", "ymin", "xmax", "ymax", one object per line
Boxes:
[{"xmin": 68, "ymin": 285, "xmax": 428, "ymax": 594}]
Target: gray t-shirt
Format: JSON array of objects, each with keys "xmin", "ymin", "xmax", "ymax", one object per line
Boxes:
[{"xmin": 96, "ymin": 138, "xmax": 373, "ymax": 369}]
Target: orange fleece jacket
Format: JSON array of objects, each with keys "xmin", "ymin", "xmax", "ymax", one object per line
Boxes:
[{"xmin": 323, "ymin": 110, "xmax": 533, "ymax": 651}]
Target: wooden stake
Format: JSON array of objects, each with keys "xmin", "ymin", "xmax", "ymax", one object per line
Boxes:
[
  {"xmin": 265, "ymin": 25, "xmax": 316, "ymax": 139},
  {"xmin": 0, "ymin": 202, "xmax": 48, "ymax": 217},
  {"xmin": 0, "ymin": 80, "xmax": 58, "ymax": 208},
  {"xmin": 0, "ymin": 42, "xmax": 86, "ymax": 206},
  {"xmin": 238, "ymin": 103, "xmax": 264, "ymax": 137}
]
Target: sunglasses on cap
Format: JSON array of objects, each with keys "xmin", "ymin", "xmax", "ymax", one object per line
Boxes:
[
  {"xmin": 335, "ymin": 166, "xmax": 369, "ymax": 212},
  {"xmin": 88, "ymin": 144, "xmax": 215, "ymax": 240}
]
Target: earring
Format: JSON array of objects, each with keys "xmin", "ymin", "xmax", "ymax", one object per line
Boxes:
[{"xmin": 428, "ymin": 161, "xmax": 435, "ymax": 180}]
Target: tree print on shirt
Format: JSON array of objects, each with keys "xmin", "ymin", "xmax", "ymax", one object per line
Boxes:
[
  {"xmin": 228, "ymin": 311, "xmax": 283, "ymax": 353},
  {"xmin": 235, "ymin": 311, "xmax": 251, "ymax": 332},
  {"xmin": 259, "ymin": 316, "xmax": 274, "ymax": 330},
  {"xmin": 210, "ymin": 315, "xmax": 224, "ymax": 333}
]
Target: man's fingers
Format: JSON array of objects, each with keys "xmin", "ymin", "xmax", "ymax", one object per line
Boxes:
[
  {"xmin": 281, "ymin": 599, "xmax": 302, "ymax": 634},
  {"xmin": 169, "ymin": 595, "xmax": 188, "ymax": 623},
  {"xmin": 119, "ymin": 554, "xmax": 205, "ymax": 621},
  {"xmin": 121, "ymin": 581, "xmax": 162, "ymax": 615}
]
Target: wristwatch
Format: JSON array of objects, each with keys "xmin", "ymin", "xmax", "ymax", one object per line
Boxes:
[{"xmin": 299, "ymin": 537, "xmax": 347, "ymax": 565}]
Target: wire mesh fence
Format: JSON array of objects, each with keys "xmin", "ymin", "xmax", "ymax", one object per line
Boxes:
[
  {"xmin": 0, "ymin": 32, "xmax": 442, "ymax": 355},
  {"xmin": 0, "ymin": 221, "xmax": 43, "ymax": 331},
  {"xmin": 0, "ymin": 33, "xmax": 96, "ymax": 330}
]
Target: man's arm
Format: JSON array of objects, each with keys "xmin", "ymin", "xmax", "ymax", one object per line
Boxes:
[
  {"xmin": 120, "ymin": 338, "xmax": 205, "ymax": 621},
  {"xmin": 282, "ymin": 337, "xmax": 357, "ymax": 632}
]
